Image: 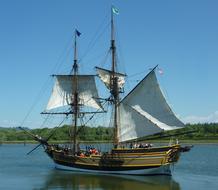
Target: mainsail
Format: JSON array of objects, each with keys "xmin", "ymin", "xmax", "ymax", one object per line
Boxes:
[
  {"xmin": 118, "ymin": 69, "xmax": 184, "ymax": 142},
  {"xmin": 45, "ymin": 75, "xmax": 102, "ymax": 111}
]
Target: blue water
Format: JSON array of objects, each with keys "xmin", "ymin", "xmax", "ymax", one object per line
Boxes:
[
  {"xmin": 174, "ymin": 144, "xmax": 218, "ymax": 190},
  {"xmin": 0, "ymin": 144, "xmax": 218, "ymax": 190}
]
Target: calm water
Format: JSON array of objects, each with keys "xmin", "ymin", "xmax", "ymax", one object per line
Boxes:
[{"xmin": 0, "ymin": 144, "xmax": 218, "ymax": 190}]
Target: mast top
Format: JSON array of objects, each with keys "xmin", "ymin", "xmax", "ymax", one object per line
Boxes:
[{"xmin": 72, "ymin": 29, "xmax": 81, "ymax": 74}]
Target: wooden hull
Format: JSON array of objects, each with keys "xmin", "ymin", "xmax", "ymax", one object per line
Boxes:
[{"xmin": 45, "ymin": 144, "xmax": 181, "ymax": 176}]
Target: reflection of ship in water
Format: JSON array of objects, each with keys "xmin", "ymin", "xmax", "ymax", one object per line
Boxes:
[{"xmin": 36, "ymin": 170, "xmax": 181, "ymax": 190}]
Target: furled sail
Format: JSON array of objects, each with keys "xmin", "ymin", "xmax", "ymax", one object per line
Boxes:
[
  {"xmin": 118, "ymin": 69, "xmax": 184, "ymax": 142},
  {"xmin": 45, "ymin": 75, "xmax": 103, "ymax": 111},
  {"xmin": 96, "ymin": 67, "xmax": 126, "ymax": 90}
]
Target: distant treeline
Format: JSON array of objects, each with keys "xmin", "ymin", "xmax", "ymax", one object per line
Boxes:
[
  {"xmin": 157, "ymin": 123, "xmax": 218, "ymax": 141},
  {"xmin": 0, "ymin": 125, "xmax": 113, "ymax": 142},
  {"xmin": 0, "ymin": 123, "xmax": 218, "ymax": 142}
]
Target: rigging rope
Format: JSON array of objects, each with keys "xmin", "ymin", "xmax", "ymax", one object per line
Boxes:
[
  {"xmin": 45, "ymin": 115, "xmax": 69, "ymax": 141},
  {"xmin": 19, "ymin": 77, "xmax": 51, "ymax": 128},
  {"xmin": 76, "ymin": 100, "xmax": 108, "ymax": 135},
  {"xmin": 79, "ymin": 14, "xmax": 110, "ymax": 66}
]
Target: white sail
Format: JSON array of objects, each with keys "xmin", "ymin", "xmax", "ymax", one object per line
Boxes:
[
  {"xmin": 118, "ymin": 70, "xmax": 184, "ymax": 142},
  {"xmin": 46, "ymin": 75, "xmax": 102, "ymax": 111},
  {"xmin": 96, "ymin": 67, "xmax": 126, "ymax": 90}
]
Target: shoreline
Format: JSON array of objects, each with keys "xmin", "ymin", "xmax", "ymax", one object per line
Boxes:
[{"xmin": 1, "ymin": 139, "xmax": 218, "ymax": 144}]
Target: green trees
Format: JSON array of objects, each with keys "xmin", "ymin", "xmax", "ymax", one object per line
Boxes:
[{"xmin": 0, "ymin": 123, "xmax": 218, "ymax": 142}]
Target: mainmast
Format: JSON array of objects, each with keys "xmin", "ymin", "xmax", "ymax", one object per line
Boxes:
[
  {"xmin": 72, "ymin": 29, "xmax": 79, "ymax": 154},
  {"xmin": 111, "ymin": 7, "xmax": 119, "ymax": 147}
]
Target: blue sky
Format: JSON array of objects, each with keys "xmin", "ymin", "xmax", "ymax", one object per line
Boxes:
[{"xmin": 0, "ymin": 0, "xmax": 218, "ymax": 128}]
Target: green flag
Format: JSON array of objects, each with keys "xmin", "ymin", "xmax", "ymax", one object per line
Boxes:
[{"xmin": 112, "ymin": 6, "xmax": 119, "ymax": 15}]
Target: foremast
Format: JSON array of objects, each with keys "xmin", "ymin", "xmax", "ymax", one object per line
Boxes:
[
  {"xmin": 72, "ymin": 29, "xmax": 79, "ymax": 154},
  {"xmin": 41, "ymin": 29, "xmax": 81, "ymax": 155}
]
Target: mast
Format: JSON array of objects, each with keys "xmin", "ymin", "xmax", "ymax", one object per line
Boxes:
[
  {"xmin": 72, "ymin": 29, "xmax": 79, "ymax": 154},
  {"xmin": 111, "ymin": 7, "xmax": 119, "ymax": 147}
]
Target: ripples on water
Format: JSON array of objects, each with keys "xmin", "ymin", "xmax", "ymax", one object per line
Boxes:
[{"xmin": 0, "ymin": 144, "xmax": 217, "ymax": 190}]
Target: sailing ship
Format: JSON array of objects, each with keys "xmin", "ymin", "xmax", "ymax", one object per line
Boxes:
[{"xmin": 21, "ymin": 7, "xmax": 191, "ymax": 176}]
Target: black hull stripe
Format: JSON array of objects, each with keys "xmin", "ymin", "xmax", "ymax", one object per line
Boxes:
[{"xmin": 53, "ymin": 159, "xmax": 162, "ymax": 171}]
